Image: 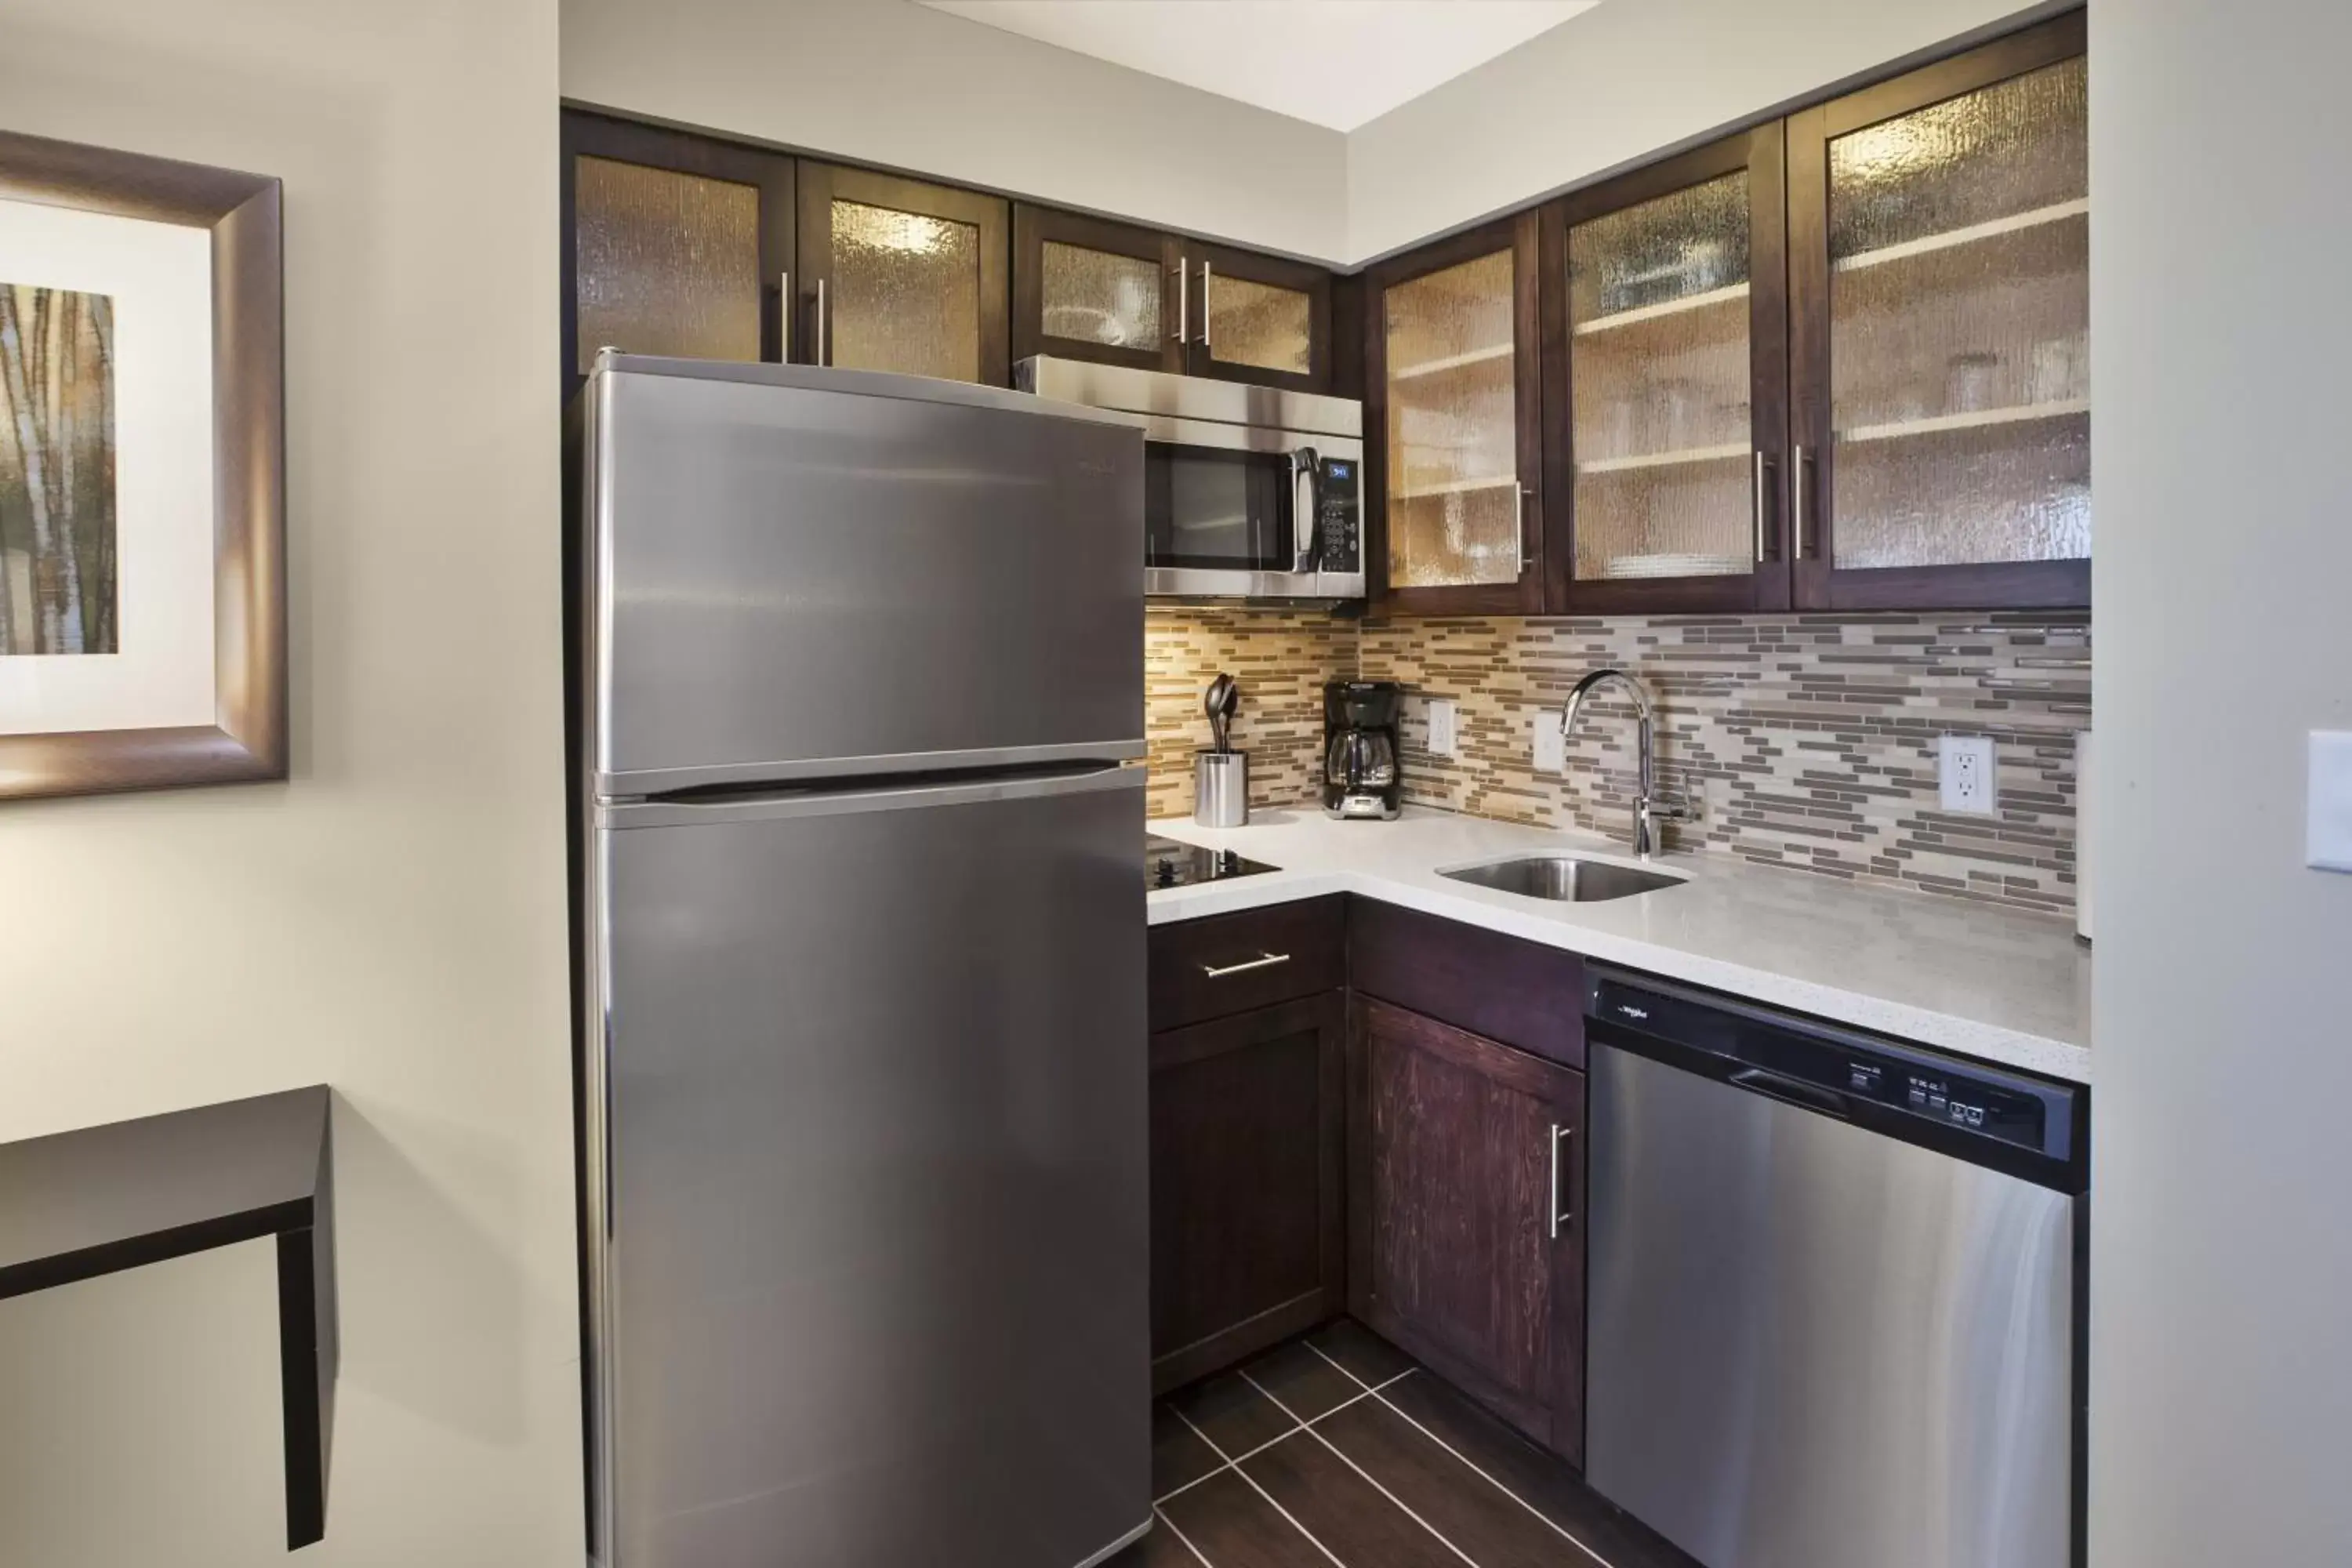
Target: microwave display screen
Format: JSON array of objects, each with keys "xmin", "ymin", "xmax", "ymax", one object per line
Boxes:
[{"xmin": 1145, "ymin": 446, "xmax": 1294, "ymax": 572}]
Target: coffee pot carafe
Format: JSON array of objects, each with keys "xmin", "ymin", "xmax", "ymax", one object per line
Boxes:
[{"xmin": 1323, "ymin": 681, "xmax": 1403, "ymax": 820}]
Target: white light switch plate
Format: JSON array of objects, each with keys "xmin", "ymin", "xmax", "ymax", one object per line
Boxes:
[
  {"xmin": 1533, "ymin": 712, "xmax": 1566, "ymax": 775},
  {"xmin": 1428, "ymin": 698, "xmax": 1459, "ymax": 759},
  {"xmin": 1940, "ymin": 735, "xmax": 1997, "ymax": 814},
  {"xmin": 2310, "ymin": 731, "xmax": 2352, "ymax": 873}
]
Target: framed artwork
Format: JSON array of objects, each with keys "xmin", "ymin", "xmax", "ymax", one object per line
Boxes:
[{"xmin": 0, "ymin": 129, "xmax": 283, "ymax": 801}]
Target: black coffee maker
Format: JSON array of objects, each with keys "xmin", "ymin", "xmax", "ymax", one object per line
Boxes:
[{"xmin": 1323, "ymin": 681, "xmax": 1403, "ymax": 820}]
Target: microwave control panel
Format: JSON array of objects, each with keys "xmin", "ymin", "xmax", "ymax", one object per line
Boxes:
[{"xmin": 1319, "ymin": 458, "xmax": 1361, "ymax": 572}]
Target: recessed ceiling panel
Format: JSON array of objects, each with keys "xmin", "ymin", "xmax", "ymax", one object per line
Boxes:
[{"xmin": 916, "ymin": 1, "xmax": 1602, "ymax": 132}]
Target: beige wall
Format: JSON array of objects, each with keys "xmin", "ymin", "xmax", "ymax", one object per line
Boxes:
[
  {"xmin": 1345, "ymin": 0, "xmax": 2054, "ymax": 263},
  {"xmin": 561, "ymin": 0, "xmax": 1352, "ymax": 264},
  {"xmin": 2087, "ymin": 0, "xmax": 2352, "ymax": 1560},
  {"xmin": 0, "ymin": 2, "xmax": 583, "ymax": 1563}
]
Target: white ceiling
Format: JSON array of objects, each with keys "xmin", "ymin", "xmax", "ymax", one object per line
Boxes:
[{"xmin": 914, "ymin": 1, "xmax": 1603, "ymax": 132}]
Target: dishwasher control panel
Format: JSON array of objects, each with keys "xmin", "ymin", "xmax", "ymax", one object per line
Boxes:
[{"xmin": 1590, "ymin": 972, "xmax": 2070, "ymax": 1163}]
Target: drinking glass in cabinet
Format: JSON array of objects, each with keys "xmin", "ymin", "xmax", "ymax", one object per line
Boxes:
[
  {"xmin": 1383, "ymin": 250, "xmax": 1519, "ymax": 590},
  {"xmin": 1568, "ymin": 172, "xmax": 1755, "ymax": 582},
  {"xmin": 1041, "ymin": 241, "xmax": 1161, "ymax": 350},
  {"xmin": 1826, "ymin": 55, "xmax": 2089, "ymax": 570}
]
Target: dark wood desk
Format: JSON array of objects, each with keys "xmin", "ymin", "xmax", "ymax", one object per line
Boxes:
[{"xmin": 0, "ymin": 1087, "xmax": 334, "ymax": 1550}]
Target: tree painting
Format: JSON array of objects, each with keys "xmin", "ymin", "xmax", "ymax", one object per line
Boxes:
[{"xmin": 0, "ymin": 282, "xmax": 117, "ymax": 656}]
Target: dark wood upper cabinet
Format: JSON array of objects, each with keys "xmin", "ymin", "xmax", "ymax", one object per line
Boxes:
[
  {"xmin": 1786, "ymin": 11, "xmax": 2089, "ymax": 609},
  {"xmin": 1541, "ymin": 125, "xmax": 1792, "ymax": 615},
  {"xmin": 1348, "ymin": 996, "xmax": 1586, "ymax": 1466},
  {"xmin": 1012, "ymin": 204, "xmax": 1182, "ymax": 373},
  {"xmin": 1011, "ymin": 208, "xmax": 1336, "ymax": 392},
  {"xmin": 1183, "ymin": 240, "xmax": 1333, "ymax": 393},
  {"xmin": 797, "ymin": 162, "xmax": 1009, "ymax": 385},
  {"xmin": 561, "ymin": 111, "xmax": 797, "ymax": 397},
  {"xmin": 1365, "ymin": 210, "xmax": 1545, "ymax": 617}
]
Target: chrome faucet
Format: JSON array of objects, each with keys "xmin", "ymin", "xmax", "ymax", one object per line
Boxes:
[{"xmin": 1561, "ymin": 669, "xmax": 1691, "ymax": 860}]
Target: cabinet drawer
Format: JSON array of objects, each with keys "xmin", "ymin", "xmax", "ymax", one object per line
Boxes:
[
  {"xmin": 1348, "ymin": 898, "xmax": 1587, "ymax": 1068},
  {"xmin": 1150, "ymin": 897, "xmax": 1345, "ymax": 1032}
]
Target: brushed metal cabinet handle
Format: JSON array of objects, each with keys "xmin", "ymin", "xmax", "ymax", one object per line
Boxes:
[
  {"xmin": 1793, "ymin": 443, "xmax": 1813, "ymax": 560},
  {"xmin": 1200, "ymin": 951, "xmax": 1291, "ymax": 978},
  {"xmin": 1173, "ymin": 253, "xmax": 1188, "ymax": 345},
  {"xmin": 1200, "ymin": 260, "xmax": 1213, "ymax": 354},
  {"xmin": 1548, "ymin": 1123, "xmax": 1574, "ymax": 1237},
  {"xmin": 1518, "ymin": 483, "xmax": 1534, "ymax": 568},
  {"xmin": 779, "ymin": 270, "xmax": 791, "ymax": 362},
  {"xmin": 817, "ymin": 277, "xmax": 829, "ymax": 367},
  {"xmin": 1754, "ymin": 450, "xmax": 1768, "ymax": 561}
]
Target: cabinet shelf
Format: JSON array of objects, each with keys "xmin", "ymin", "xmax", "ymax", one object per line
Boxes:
[
  {"xmin": 1840, "ymin": 397, "xmax": 2089, "ymax": 446},
  {"xmin": 1835, "ymin": 198, "xmax": 2088, "ymax": 276},
  {"xmin": 1395, "ymin": 474, "xmax": 1520, "ymax": 500},
  {"xmin": 1573, "ymin": 281, "xmax": 1749, "ymax": 337},
  {"xmin": 1576, "ymin": 441, "xmax": 1750, "ymax": 476},
  {"xmin": 1390, "ymin": 343, "xmax": 1515, "ymax": 382}
]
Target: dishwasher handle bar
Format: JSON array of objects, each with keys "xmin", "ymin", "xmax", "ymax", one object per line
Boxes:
[{"xmin": 1729, "ymin": 1066, "xmax": 1851, "ymax": 1119}]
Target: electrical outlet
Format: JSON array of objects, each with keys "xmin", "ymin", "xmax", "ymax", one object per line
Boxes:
[
  {"xmin": 1532, "ymin": 711, "xmax": 1567, "ymax": 775},
  {"xmin": 1939, "ymin": 734, "xmax": 1997, "ymax": 814},
  {"xmin": 1428, "ymin": 698, "xmax": 1459, "ymax": 759}
]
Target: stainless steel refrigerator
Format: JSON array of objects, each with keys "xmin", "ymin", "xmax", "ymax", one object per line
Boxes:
[{"xmin": 576, "ymin": 354, "xmax": 1150, "ymax": 1568}]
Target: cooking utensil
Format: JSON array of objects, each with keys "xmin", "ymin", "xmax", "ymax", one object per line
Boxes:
[{"xmin": 1204, "ymin": 674, "xmax": 1239, "ymax": 754}]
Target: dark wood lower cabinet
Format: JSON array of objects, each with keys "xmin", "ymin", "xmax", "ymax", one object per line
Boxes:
[
  {"xmin": 1347, "ymin": 995, "xmax": 1587, "ymax": 1467},
  {"xmin": 1150, "ymin": 989, "xmax": 1348, "ymax": 1394}
]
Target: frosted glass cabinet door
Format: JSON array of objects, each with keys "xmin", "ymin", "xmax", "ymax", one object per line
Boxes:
[
  {"xmin": 1184, "ymin": 243, "xmax": 1330, "ymax": 391},
  {"xmin": 1790, "ymin": 13, "xmax": 2089, "ymax": 608},
  {"xmin": 1551, "ymin": 124, "xmax": 1789, "ymax": 612},
  {"xmin": 1012, "ymin": 205, "xmax": 1181, "ymax": 373},
  {"xmin": 564, "ymin": 112, "xmax": 797, "ymax": 383},
  {"xmin": 1371, "ymin": 212, "xmax": 1541, "ymax": 612},
  {"xmin": 800, "ymin": 165, "xmax": 1010, "ymax": 386}
]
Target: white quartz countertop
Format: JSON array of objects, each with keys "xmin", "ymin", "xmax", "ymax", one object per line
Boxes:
[{"xmin": 1149, "ymin": 808, "xmax": 2092, "ymax": 1084}]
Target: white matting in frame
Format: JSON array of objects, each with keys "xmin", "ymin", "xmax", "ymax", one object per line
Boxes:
[{"xmin": 0, "ymin": 194, "xmax": 216, "ymax": 735}]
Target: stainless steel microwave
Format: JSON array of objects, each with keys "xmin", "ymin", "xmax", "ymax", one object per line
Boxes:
[{"xmin": 1018, "ymin": 356, "xmax": 1365, "ymax": 601}]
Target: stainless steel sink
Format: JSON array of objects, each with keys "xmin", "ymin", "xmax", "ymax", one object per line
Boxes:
[{"xmin": 1439, "ymin": 855, "xmax": 1683, "ymax": 903}]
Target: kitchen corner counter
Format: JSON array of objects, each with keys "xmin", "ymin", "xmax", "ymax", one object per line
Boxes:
[{"xmin": 1148, "ymin": 808, "xmax": 2092, "ymax": 1084}]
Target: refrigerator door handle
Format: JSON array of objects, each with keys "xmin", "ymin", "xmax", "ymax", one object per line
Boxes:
[{"xmin": 605, "ymin": 763, "xmax": 1144, "ymax": 830}]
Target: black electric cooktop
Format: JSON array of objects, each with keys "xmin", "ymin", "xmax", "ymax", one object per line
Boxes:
[{"xmin": 1146, "ymin": 835, "xmax": 1279, "ymax": 889}]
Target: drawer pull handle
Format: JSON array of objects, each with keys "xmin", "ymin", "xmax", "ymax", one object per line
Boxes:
[{"xmin": 1200, "ymin": 951, "xmax": 1292, "ymax": 978}]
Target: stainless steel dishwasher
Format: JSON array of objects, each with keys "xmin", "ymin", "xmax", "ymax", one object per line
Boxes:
[{"xmin": 1584, "ymin": 967, "xmax": 2087, "ymax": 1568}]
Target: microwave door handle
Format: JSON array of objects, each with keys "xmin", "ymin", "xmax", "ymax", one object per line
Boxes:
[{"xmin": 1292, "ymin": 447, "xmax": 1320, "ymax": 573}]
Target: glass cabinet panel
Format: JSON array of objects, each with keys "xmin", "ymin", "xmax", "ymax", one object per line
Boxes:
[
  {"xmin": 1383, "ymin": 249, "xmax": 1520, "ymax": 590},
  {"xmin": 1040, "ymin": 240, "xmax": 1162, "ymax": 350},
  {"xmin": 575, "ymin": 155, "xmax": 761, "ymax": 375},
  {"xmin": 1827, "ymin": 56, "xmax": 2089, "ymax": 568},
  {"xmin": 1205, "ymin": 272, "xmax": 1312, "ymax": 377},
  {"xmin": 1568, "ymin": 172, "xmax": 1755, "ymax": 581},
  {"xmin": 829, "ymin": 199, "xmax": 982, "ymax": 383}
]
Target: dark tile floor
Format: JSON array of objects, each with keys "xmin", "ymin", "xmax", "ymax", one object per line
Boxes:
[{"xmin": 1105, "ymin": 1319, "xmax": 1699, "ymax": 1568}]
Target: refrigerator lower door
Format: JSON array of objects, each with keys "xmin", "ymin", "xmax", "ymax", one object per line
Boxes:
[
  {"xmin": 586, "ymin": 359, "xmax": 1145, "ymax": 796},
  {"xmin": 586, "ymin": 765, "xmax": 1149, "ymax": 1568}
]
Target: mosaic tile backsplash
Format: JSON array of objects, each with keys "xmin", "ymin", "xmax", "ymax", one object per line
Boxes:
[
  {"xmin": 1145, "ymin": 605, "xmax": 1356, "ymax": 821},
  {"xmin": 1147, "ymin": 605, "xmax": 2089, "ymax": 919},
  {"xmin": 1360, "ymin": 613, "xmax": 2089, "ymax": 917}
]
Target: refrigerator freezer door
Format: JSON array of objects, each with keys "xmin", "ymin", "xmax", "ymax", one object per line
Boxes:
[
  {"xmin": 586, "ymin": 765, "xmax": 1149, "ymax": 1568},
  {"xmin": 586, "ymin": 358, "xmax": 1145, "ymax": 795}
]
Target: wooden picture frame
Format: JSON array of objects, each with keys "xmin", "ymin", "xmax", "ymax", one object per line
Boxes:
[{"xmin": 0, "ymin": 129, "xmax": 285, "ymax": 801}]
